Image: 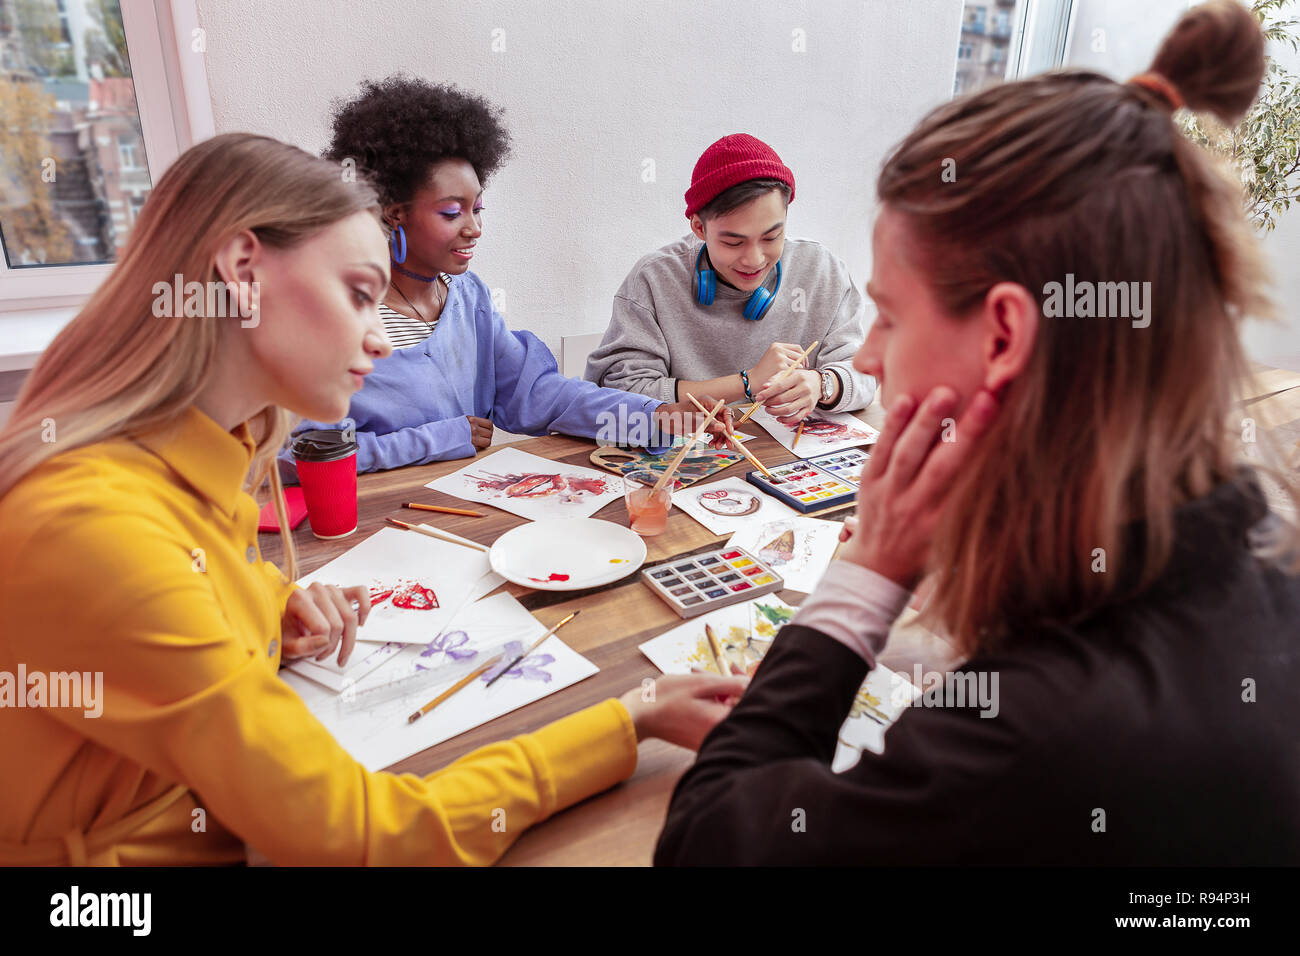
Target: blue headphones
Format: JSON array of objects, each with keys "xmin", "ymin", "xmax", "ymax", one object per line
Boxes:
[{"xmin": 694, "ymin": 245, "xmax": 782, "ymax": 321}]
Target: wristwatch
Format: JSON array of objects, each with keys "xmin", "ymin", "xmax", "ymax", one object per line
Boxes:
[{"xmin": 818, "ymin": 369, "xmax": 837, "ymax": 407}]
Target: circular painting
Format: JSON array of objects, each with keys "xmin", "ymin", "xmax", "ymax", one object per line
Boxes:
[{"xmin": 696, "ymin": 488, "xmax": 760, "ymax": 517}]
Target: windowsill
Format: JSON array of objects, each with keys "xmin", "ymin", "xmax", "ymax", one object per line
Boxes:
[{"xmin": 0, "ymin": 307, "xmax": 79, "ymax": 372}]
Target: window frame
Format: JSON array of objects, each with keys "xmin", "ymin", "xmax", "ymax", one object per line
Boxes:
[
  {"xmin": 0, "ymin": 0, "xmax": 214, "ymax": 313},
  {"xmin": 1004, "ymin": 0, "xmax": 1077, "ymax": 81}
]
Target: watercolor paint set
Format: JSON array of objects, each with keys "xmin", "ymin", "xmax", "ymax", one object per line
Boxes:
[
  {"xmin": 641, "ymin": 547, "xmax": 784, "ymax": 618},
  {"xmin": 744, "ymin": 448, "xmax": 872, "ymax": 513}
]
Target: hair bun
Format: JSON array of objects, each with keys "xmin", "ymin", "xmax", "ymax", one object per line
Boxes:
[{"xmin": 1150, "ymin": 0, "xmax": 1266, "ymax": 125}]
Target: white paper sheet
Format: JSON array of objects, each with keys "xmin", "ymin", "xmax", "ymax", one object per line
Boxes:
[
  {"xmin": 832, "ymin": 666, "xmax": 921, "ymax": 769},
  {"xmin": 638, "ymin": 595, "xmax": 917, "ymax": 765},
  {"xmin": 282, "ymin": 592, "xmax": 600, "ymax": 772},
  {"xmin": 287, "ymin": 527, "xmax": 500, "ymax": 651},
  {"xmin": 426, "ymin": 446, "xmax": 626, "ymax": 521},
  {"xmin": 287, "ymin": 569, "xmax": 507, "ymax": 690},
  {"xmin": 671, "ymin": 476, "xmax": 799, "ymax": 535},
  {"xmin": 638, "ymin": 595, "xmax": 796, "ymax": 676},
  {"xmin": 353, "ymin": 563, "xmax": 504, "ymax": 646},
  {"xmin": 726, "ymin": 516, "xmax": 842, "ymax": 594},
  {"xmin": 749, "ymin": 407, "xmax": 880, "ymax": 455}
]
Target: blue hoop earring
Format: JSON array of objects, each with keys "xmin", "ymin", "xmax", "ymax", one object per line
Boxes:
[{"xmin": 390, "ymin": 225, "xmax": 407, "ymax": 265}]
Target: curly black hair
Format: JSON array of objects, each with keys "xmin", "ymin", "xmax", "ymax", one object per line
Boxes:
[{"xmin": 323, "ymin": 74, "xmax": 512, "ymax": 208}]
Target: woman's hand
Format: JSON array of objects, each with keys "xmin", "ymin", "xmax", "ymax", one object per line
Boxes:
[
  {"xmin": 280, "ymin": 583, "xmax": 371, "ymax": 666},
  {"xmin": 467, "ymin": 416, "xmax": 493, "ymax": 450},
  {"xmin": 619, "ymin": 672, "xmax": 750, "ymax": 750},
  {"xmin": 838, "ymin": 386, "xmax": 1000, "ymax": 590},
  {"xmin": 754, "ymin": 369, "xmax": 820, "ymax": 425},
  {"xmin": 654, "ymin": 399, "xmax": 735, "ymax": 450}
]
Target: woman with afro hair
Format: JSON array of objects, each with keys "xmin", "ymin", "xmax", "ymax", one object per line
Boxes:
[{"xmin": 279, "ymin": 75, "xmax": 728, "ymax": 480}]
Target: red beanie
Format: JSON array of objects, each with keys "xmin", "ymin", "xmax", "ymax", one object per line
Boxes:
[{"xmin": 684, "ymin": 133, "xmax": 796, "ymax": 219}]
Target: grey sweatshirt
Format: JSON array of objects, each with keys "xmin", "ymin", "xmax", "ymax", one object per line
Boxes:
[{"xmin": 584, "ymin": 235, "xmax": 875, "ymax": 412}]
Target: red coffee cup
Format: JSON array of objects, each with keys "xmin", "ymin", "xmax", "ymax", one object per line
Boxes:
[{"xmin": 291, "ymin": 428, "xmax": 359, "ymax": 540}]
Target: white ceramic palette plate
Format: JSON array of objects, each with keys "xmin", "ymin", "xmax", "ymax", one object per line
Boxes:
[{"xmin": 489, "ymin": 518, "xmax": 647, "ymax": 591}]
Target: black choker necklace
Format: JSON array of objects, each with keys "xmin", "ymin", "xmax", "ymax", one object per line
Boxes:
[{"xmin": 392, "ymin": 261, "xmax": 441, "ymax": 283}]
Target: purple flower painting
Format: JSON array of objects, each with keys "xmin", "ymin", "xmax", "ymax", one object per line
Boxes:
[
  {"xmin": 415, "ymin": 630, "xmax": 477, "ymax": 671},
  {"xmin": 480, "ymin": 640, "xmax": 555, "ymax": 683}
]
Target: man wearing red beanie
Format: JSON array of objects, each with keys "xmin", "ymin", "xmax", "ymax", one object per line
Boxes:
[{"xmin": 585, "ymin": 133, "xmax": 875, "ymax": 422}]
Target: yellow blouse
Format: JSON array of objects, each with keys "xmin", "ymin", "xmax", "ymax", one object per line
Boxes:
[{"xmin": 0, "ymin": 405, "xmax": 637, "ymax": 865}]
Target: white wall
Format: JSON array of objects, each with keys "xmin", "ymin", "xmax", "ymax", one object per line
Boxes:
[
  {"xmin": 193, "ymin": 0, "xmax": 964, "ymax": 356},
  {"xmin": 1066, "ymin": 0, "xmax": 1300, "ymax": 370}
]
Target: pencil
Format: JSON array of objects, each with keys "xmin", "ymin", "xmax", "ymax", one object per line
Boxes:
[
  {"xmin": 704, "ymin": 623, "xmax": 731, "ymax": 677},
  {"xmin": 484, "ymin": 610, "xmax": 580, "ymax": 688},
  {"xmin": 735, "ymin": 340, "xmax": 820, "ymax": 426},
  {"xmin": 404, "ymin": 502, "xmax": 484, "ymax": 518},
  {"xmin": 387, "ymin": 516, "xmax": 490, "ymax": 553},
  {"xmin": 792, "ymin": 422, "xmax": 805, "ymax": 450},
  {"xmin": 684, "ymin": 393, "xmax": 773, "ymax": 478},
  {"xmin": 408, "ymin": 652, "xmax": 505, "ymax": 723}
]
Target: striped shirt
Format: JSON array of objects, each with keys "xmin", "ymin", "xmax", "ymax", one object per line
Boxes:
[{"xmin": 380, "ymin": 273, "xmax": 452, "ymax": 349}]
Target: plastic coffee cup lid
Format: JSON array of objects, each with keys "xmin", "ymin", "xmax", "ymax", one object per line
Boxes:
[{"xmin": 291, "ymin": 428, "xmax": 358, "ymax": 463}]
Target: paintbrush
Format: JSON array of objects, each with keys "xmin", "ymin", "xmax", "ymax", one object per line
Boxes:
[
  {"xmin": 387, "ymin": 517, "xmax": 490, "ymax": 553},
  {"xmin": 408, "ymin": 652, "xmax": 505, "ymax": 724},
  {"xmin": 792, "ymin": 421, "xmax": 805, "ymax": 450},
  {"xmin": 735, "ymin": 340, "xmax": 820, "ymax": 426},
  {"xmin": 650, "ymin": 398, "xmax": 726, "ymax": 496},
  {"xmin": 484, "ymin": 610, "xmax": 580, "ymax": 688},
  {"xmin": 704, "ymin": 623, "xmax": 731, "ymax": 677},
  {"xmin": 685, "ymin": 393, "xmax": 773, "ymax": 479}
]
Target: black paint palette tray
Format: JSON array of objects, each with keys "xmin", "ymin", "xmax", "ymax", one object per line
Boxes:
[
  {"xmin": 744, "ymin": 448, "xmax": 871, "ymax": 513},
  {"xmin": 641, "ymin": 547, "xmax": 784, "ymax": 619}
]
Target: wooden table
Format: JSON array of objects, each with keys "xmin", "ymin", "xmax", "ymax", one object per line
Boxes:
[
  {"xmin": 258, "ymin": 404, "xmax": 960, "ymax": 866},
  {"xmin": 258, "ymin": 370, "xmax": 1300, "ymax": 865}
]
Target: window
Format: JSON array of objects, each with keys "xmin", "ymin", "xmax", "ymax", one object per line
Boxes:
[
  {"xmin": 1, "ymin": 1, "xmax": 150, "ymax": 269},
  {"xmin": 118, "ymin": 134, "xmax": 142, "ymax": 171},
  {"xmin": 0, "ymin": 0, "xmax": 213, "ymax": 312},
  {"xmin": 954, "ymin": 1, "xmax": 1074, "ymax": 97}
]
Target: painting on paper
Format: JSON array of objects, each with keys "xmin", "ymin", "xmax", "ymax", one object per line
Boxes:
[
  {"xmin": 749, "ymin": 407, "xmax": 879, "ymax": 455},
  {"xmin": 290, "ymin": 527, "xmax": 500, "ymax": 647},
  {"xmin": 283, "ymin": 593, "xmax": 599, "ymax": 772},
  {"xmin": 638, "ymin": 594, "xmax": 918, "ymax": 765},
  {"xmin": 727, "ymin": 516, "xmax": 842, "ymax": 594},
  {"xmin": 427, "ymin": 447, "xmax": 626, "ymax": 521},
  {"xmin": 638, "ymin": 596, "xmax": 798, "ymax": 677},
  {"xmin": 671, "ymin": 477, "xmax": 798, "ymax": 535},
  {"xmin": 832, "ymin": 665, "xmax": 921, "ymax": 771}
]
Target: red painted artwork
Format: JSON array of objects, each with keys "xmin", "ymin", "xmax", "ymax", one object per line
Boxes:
[
  {"xmin": 391, "ymin": 582, "xmax": 439, "ymax": 610},
  {"xmin": 368, "ymin": 581, "xmax": 438, "ymax": 610},
  {"xmin": 800, "ymin": 417, "xmax": 875, "ymax": 441},
  {"xmin": 467, "ymin": 471, "xmax": 609, "ymax": 503}
]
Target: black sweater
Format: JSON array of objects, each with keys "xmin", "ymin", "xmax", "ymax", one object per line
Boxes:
[{"xmin": 655, "ymin": 476, "xmax": 1300, "ymax": 865}]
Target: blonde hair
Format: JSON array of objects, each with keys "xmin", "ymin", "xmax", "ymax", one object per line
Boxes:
[
  {"xmin": 877, "ymin": 1, "xmax": 1297, "ymax": 654},
  {"xmin": 0, "ymin": 133, "xmax": 381, "ymax": 579}
]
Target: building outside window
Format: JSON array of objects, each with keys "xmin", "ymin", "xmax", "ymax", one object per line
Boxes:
[{"xmin": 0, "ymin": 0, "xmax": 152, "ymax": 267}]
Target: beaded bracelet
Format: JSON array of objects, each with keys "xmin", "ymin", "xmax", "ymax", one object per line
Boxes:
[{"xmin": 740, "ymin": 368, "xmax": 754, "ymax": 401}]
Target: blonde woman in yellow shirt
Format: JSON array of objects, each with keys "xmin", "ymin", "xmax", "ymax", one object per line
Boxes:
[{"xmin": 0, "ymin": 133, "xmax": 747, "ymax": 866}]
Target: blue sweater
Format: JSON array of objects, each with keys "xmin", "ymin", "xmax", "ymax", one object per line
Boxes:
[{"xmin": 279, "ymin": 271, "xmax": 664, "ymax": 482}]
